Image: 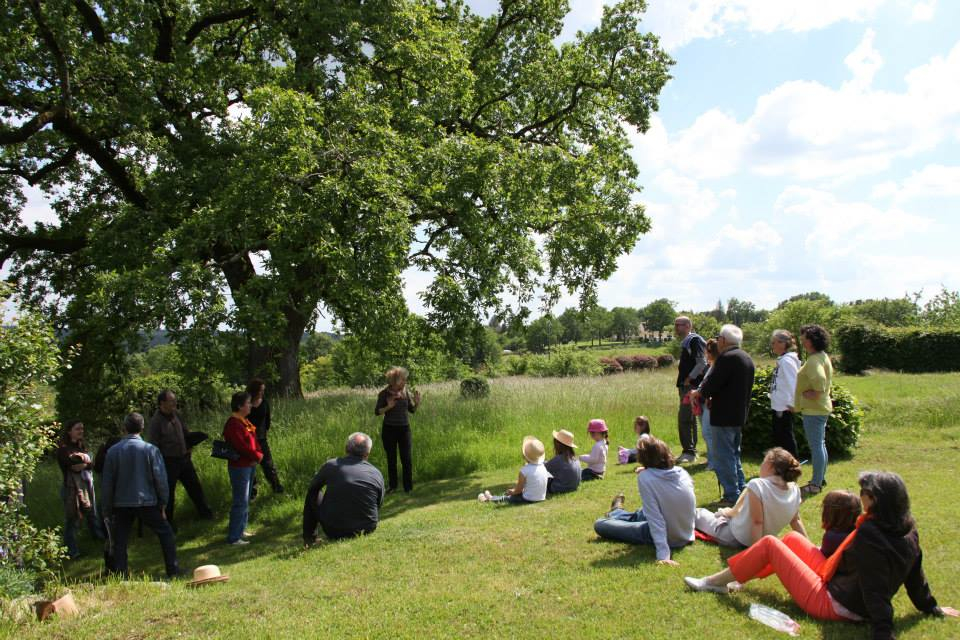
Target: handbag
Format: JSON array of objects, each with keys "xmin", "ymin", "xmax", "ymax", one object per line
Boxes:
[{"xmin": 210, "ymin": 439, "xmax": 240, "ymax": 461}]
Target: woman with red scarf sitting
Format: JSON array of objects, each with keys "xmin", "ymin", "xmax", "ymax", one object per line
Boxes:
[
  {"xmin": 223, "ymin": 391, "xmax": 263, "ymax": 545},
  {"xmin": 684, "ymin": 471, "xmax": 957, "ymax": 639}
]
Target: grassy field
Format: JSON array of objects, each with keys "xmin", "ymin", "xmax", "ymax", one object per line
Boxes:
[{"xmin": 6, "ymin": 369, "xmax": 960, "ymax": 639}]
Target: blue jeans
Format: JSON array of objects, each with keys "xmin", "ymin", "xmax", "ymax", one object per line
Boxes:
[
  {"xmin": 802, "ymin": 414, "xmax": 829, "ymax": 487},
  {"xmin": 701, "ymin": 406, "xmax": 714, "ymax": 469},
  {"xmin": 227, "ymin": 466, "xmax": 254, "ymax": 543},
  {"xmin": 61, "ymin": 486, "xmax": 105, "ymax": 558},
  {"xmin": 593, "ymin": 508, "xmax": 655, "ymax": 545},
  {"xmin": 711, "ymin": 427, "xmax": 746, "ymax": 503}
]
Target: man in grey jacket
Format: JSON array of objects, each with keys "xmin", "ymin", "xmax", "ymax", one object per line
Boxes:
[{"xmin": 102, "ymin": 412, "xmax": 180, "ymax": 578}]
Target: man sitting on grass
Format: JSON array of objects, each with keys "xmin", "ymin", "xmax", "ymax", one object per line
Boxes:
[{"xmin": 303, "ymin": 432, "xmax": 385, "ymax": 544}]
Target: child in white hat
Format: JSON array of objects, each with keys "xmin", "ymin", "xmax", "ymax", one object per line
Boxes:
[{"xmin": 479, "ymin": 436, "xmax": 552, "ymax": 504}]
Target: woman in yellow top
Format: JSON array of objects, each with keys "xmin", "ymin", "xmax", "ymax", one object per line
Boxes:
[{"xmin": 790, "ymin": 325, "xmax": 833, "ymax": 497}]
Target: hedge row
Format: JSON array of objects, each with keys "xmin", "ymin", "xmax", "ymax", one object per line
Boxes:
[
  {"xmin": 834, "ymin": 323, "xmax": 960, "ymax": 374},
  {"xmin": 742, "ymin": 366, "xmax": 862, "ymax": 458},
  {"xmin": 600, "ymin": 354, "xmax": 674, "ymax": 374}
]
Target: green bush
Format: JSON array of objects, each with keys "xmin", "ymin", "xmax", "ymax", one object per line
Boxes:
[
  {"xmin": 504, "ymin": 355, "xmax": 529, "ymax": 376},
  {"xmin": 301, "ymin": 356, "xmax": 336, "ymax": 392},
  {"xmin": 527, "ymin": 347, "xmax": 602, "ymax": 377},
  {"xmin": 0, "ymin": 563, "xmax": 38, "ymax": 600},
  {"xmin": 0, "ymin": 286, "xmax": 65, "ymax": 587},
  {"xmin": 460, "ymin": 377, "xmax": 491, "ymax": 399},
  {"xmin": 743, "ymin": 366, "xmax": 862, "ymax": 458},
  {"xmin": 835, "ymin": 323, "xmax": 960, "ymax": 374}
]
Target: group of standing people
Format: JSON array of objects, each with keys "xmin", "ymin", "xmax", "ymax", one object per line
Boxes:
[
  {"xmin": 673, "ymin": 316, "xmax": 834, "ymax": 503},
  {"xmin": 54, "ymin": 380, "xmax": 286, "ymax": 573}
]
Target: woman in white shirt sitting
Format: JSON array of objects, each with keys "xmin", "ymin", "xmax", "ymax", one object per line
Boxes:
[{"xmin": 695, "ymin": 447, "xmax": 807, "ymax": 548}]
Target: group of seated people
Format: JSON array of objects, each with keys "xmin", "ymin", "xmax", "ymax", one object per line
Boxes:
[{"xmin": 475, "ymin": 420, "xmax": 955, "ymax": 639}]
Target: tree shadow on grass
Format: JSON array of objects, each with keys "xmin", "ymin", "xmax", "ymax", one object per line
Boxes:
[{"xmin": 378, "ymin": 476, "xmax": 487, "ymax": 521}]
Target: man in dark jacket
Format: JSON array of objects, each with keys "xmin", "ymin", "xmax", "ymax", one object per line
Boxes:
[
  {"xmin": 147, "ymin": 390, "xmax": 213, "ymax": 528},
  {"xmin": 102, "ymin": 412, "xmax": 180, "ymax": 578},
  {"xmin": 303, "ymin": 433, "xmax": 385, "ymax": 544},
  {"xmin": 674, "ymin": 316, "xmax": 707, "ymax": 463},
  {"xmin": 690, "ymin": 324, "xmax": 755, "ymax": 504}
]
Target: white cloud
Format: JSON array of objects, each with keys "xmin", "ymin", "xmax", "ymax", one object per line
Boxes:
[
  {"xmin": 910, "ymin": 0, "xmax": 936, "ymax": 22},
  {"xmin": 642, "ymin": 0, "xmax": 885, "ymax": 50},
  {"xmin": 774, "ymin": 186, "xmax": 932, "ymax": 258},
  {"xmin": 871, "ymin": 164, "xmax": 960, "ymax": 202},
  {"xmin": 844, "ymin": 29, "xmax": 883, "ymax": 90},
  {"xmin": 630, "ymin": 39, "xmax": 960, "ymax": 183}
]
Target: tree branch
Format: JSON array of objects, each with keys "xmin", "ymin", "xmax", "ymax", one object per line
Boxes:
[
  {"xmin": 71, "ymin": 0, "xmax": 107, "ymax": 44},
  {"xmin": 0, "ymin": 229, "xmax": 87, "ymax": 269},
  {"xmin": 27, "ymin": 0, "xmax": 72, "ymax": 108},
  {"xmin": 0, "ymin": 146, "xmax": 78, "ymax": 185},
  {"xmin": 0, "ymin": 109, "xmax": 62, "ymax": 145},
  {"xmin": 184, "ymin": 6, "xmax": 257, "ymax": 46},
  {"xmin": 53, "ymin": 116, "xmax": 149, "ymax": 210},
  {"xmin": 152, "ymin": 0, "xmax": 175, "ymax": 63}
]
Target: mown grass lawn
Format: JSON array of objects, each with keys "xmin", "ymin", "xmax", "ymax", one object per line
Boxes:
[{"xmin": 7, "ymin": 369, "xmax": 960, "ymax": 639}]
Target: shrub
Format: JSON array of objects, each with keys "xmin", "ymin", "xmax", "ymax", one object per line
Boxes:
[
  {"xmin": 0, "ymin": 286, "xmax": 65, "ymax": 589},
  {"xmin": 834, "ymin": 323, "xmax": 960, "ymax": 374},
  {"xmin": 743, "ymin": 366, "xmax": 862, "ymax": 458},
  {"xmin": 301, "ymin": 356, "xmax": 336, "ymax": 392},
  {"xmin": 631, "ymin": 354, "xmax": 658, "ymax": 370},
  {"xmin": 505, "ymin": 355, "xmax": 529, "ymax": 376},
  {"xmin": 460, "ymin": 377, "xmax": 491, "ymax": 399},
  {"xmin": 614, "ymin": 355, "xmax": 634, "ymax": 370},
  {"xmin": 656, "ymin": 354, "xmax": 675, "ymax": 367},
  {"xmin": 527, "ymin": 347, "xmax": 602, "ymax": 377},
  {"xmin": 599, "ymin": 357, "xmax": 623, "ymax": 374}
]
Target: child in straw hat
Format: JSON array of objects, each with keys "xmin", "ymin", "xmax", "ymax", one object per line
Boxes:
[
  {"xmin": 479, "ymin": 436, "xmax": 552, "ymax": 504},
  {"xmin": 545, "ymin": 429, "xmax": 581, "ymax": 494}
]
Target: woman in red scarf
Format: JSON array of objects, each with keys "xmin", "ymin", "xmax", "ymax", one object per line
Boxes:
[
  {"xmin": 685, "ymin": 471, "xmax": 957, "ymax": 639},
  {"xmin": 223, "ymin": 391, "xmax": 263, "ymax": 545}
]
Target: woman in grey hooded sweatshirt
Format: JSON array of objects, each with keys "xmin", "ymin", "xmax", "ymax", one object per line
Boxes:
[{"xmin": 593, "ymin": 437, "xmax": 696, "ymax": 565}]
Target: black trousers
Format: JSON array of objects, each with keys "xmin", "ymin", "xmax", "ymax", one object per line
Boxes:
[
  {"xmin": 251, "ymin": 437, "xmax": 282, "ymax": 496},
  {"xmin": 163, "ymin": 455, "xmax": 212, "ymax": 525},
  {"xmin": 110, "ymin": 505, "xmax": 178, "ymax": 578},
  {"xmin": 771, "ymin": 410, "xmax": 799, "ymax": 459},
  {"xmin": 381, "ymin": 424, "xmax": 413, "ymax": 492},
  {"xmin": 678, "ymin": 386, "xmax": 698, "ymax": 455}
]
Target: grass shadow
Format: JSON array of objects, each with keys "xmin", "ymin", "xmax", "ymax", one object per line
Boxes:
[{"xmin": 379, "ymin": 476, "xmax": 487, "ymax": 520}]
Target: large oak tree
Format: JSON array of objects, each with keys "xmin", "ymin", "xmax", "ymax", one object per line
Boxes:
[{"xmin": 1, "ymin": 0, "xmax": 671, "ymax": 404}]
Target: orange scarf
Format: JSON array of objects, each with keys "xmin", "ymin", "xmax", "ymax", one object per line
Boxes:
[{"xmin": 817, "ymin": 513, "xmax": 871, "ymax": 581}]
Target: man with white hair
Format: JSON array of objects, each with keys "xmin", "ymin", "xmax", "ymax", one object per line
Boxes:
[
  {"xmin": 689, "ymin": 324, "xmax": 755, "ymax": 505},
  {"xmin": 303, "ymin": 432, "xmax": 385, "ymax": 544},
  {"xmin": 674, "ymin": 316, "xmax": 707, "ymax": 463}
]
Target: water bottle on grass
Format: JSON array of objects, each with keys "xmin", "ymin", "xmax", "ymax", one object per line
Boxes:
[{"xmin": 749, "ymin": 603, "xmax": 800, "ymax": 636}]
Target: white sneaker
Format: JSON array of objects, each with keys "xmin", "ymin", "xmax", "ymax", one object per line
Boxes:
[
  {"xmin": 677, "ymin": 453, "xmax": 697, "ymax": 464},
  {"xmin": 478, "ymin": 492, "xmax": 488, "ymax": 502},
  {"xmin": 229, "ymin": 539, "xmax": 250, "ymax": 546},
  {"xmin": 684, "ymin": 576, "xmax": 729, "ymax": 594}
]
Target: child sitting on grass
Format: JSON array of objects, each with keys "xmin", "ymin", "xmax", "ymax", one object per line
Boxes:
[
  {"xmin": 478, "ymin": 436, "xmax": 552, "ymax": 504},
  {"xmin": 580, "ymin": 419, "xmax": 609, "ymax": 481},
  {"xmin": 819, "ymin": 490, "xmax": 861, "ymax": 557},
  {"xmin": 618, "ymin": 416, "xmax": 652, "ymax": 464}
]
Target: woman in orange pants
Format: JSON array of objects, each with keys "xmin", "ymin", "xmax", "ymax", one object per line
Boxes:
[{"xmin": 684, "ymin": 471, "xmax": 957, "ymax": 640}]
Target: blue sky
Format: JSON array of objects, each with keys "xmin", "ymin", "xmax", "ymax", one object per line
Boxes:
[
  {"xmin": 11, "ymin": 1, "xmax": 960, "ymax": 329},
  {"xmin": 422, "ymin": 0, "xmax": 960, "ymax": 320}
]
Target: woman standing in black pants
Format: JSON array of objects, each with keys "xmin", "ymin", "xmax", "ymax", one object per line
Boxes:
[
  {"xmin": 375, "ymin": 367, "xmax": 421, "ymax": 493},
  {"xmin": 247, "ymin": 378, "xmax": 283, "ymax": 499}
]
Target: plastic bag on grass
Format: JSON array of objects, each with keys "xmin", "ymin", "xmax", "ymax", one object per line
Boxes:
[{"xmin": 749, "ymin": 603, "xmax": 800, "ymax": 636}]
